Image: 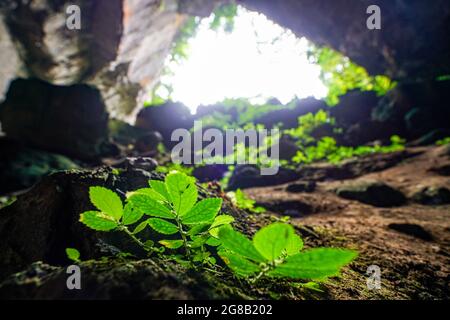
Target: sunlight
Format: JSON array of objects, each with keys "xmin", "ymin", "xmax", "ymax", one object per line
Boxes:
[{"xmin": 160, "ymin": 7, "xmax": 328, "ymax": 113}]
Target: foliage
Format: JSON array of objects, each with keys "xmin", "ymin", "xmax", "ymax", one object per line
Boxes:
[
  {"xmin": 308, "ymin": 46, "xmax": 396, "ymax": 106},
  {"xmin": 79, "ymin": 172, "xmax": 357, "ymax": 282},
  {"xmin": 66, "ymin": 248, "xmax": 81, "ymax": 263},
  {"xmin": 209, "ymin": 3, "xmax": 238, "ymax": 33},
  {"xmin": 227, "ymin": 189, "xmax": 266, "ymax": 213},
  {"xmin": 218, "ymin": 223, "xmax": 357, "ymax": 280},
  {"xmin": 436, "ymin": 137, "xmax": 450, "ymax": 146},
  {"xmin": 286, "ymin": 110, "xmax": 405, "ymax": 165},
  {"xmin": 293, "ymin": 135, "xmax": 405, "ymax": 165},
  {"xmin": 156, "ymin": 163, "xmax": 194, "ymax": 176}
]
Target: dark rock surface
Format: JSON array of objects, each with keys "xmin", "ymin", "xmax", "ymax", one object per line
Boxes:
[
  {"xmin": 0, "ymin": 139, "xmax": 79, "ymax": 195},
  {"xmin": 335, "ymin": 180, "xmax": 406, "ymax": 207},
  {"xmin": 388, "ymin": 223, "xmax": 433, "ymax": 241},
  {"xmin": 241, "ymin": 0, "xmax": 450, "ymax": 79},
  {"xmin": 286, "ymin": 181, "xmax": 316, "ymax": 193},
  {"xmin": 227, "ymin": 165, "xmax": 300, "ymax": 190},
  {"xmin": 411, "ymin": 186, "xmax": 450, "ymax": 205},
  {"xmin": 0, "ymin": 78, "xmax": 111, "ymax": 161}
]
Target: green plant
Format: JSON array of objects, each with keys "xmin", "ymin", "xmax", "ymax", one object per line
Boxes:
[
  {"xmin": 227, "ymin": 189, "xmax": 266, "ymax": 213},
  {"xmin": 80, "ymin": 172, "xmax": 234, "ymax": 267},
  {"xmin": 79, "ymin": 172, "xmax": 357, "ymax": 283},
  {"xmin": 218, "ymin": 223, "xmax": 357, "ymax": 281},
  {"xmin": 436, "ymin": 137, "xmax": 450, "ymax": 146},
  {"xmin": 127, "ymin": 172, "xmax": 234, "ymax": 266},
  {"xmin": 308, "ymin": 45, "xmax": 396, "ymax": 106},
  {"xmin": 66, "ymin": 248, "xmax": 81, "ymax": 263}
]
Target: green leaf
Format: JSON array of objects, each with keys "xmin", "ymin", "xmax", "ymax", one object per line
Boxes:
[
  {"xmin": 218, "ymin": 250, "xmax": 260, "ymax": 276},
  {"xmin": 159, "ymin": 239, "xmax": 183, "ymax": 249},
  {"xmin": 132, "ymin": 220, "xmax": 148, "ymax": 234},
  {"xmin": 210, "ymin": 214, "xmax": 234, "ymax": 229},
  {"xmin": 149, "ymin": 180, "xmax": 171, "ymax": 201},
  {"xmin": 182, "ymin": 198, "xmax": 222, "ymax": 225},
  {"xmin": 148, "ymin": 218, "xmax": 179, "ymax": 235},
  {"xmin": 89, "ymin": 186, "xmax": 123, "ymax": 221},
  {"xmin": 66, "ymin": 248, "xmax": 80, "ymax": 262},
  {"xmin": 127, "ymin": 194, "xmax": 174, "ymax": 219},
  {"xmin": 127, "ymin": 188, "xmax": 166, "ymax": 202},
  {"xmin": 80, "ymin": 211, "xmax": 118, "ymax": 231},
  {"xmin": 253, "ymin": 223, "xmax": 294, "ymax": 261},
  {"xmin": 218, "ymin": 226, "xmax": 265, "ymax": 263},
  {"xmin": 165, "ymin": 172, "xmax": 197, "ymax": 215},
  {"xmin": 206, "ymin": 237, "xmax": 221, "ymax": 246},
  {"xmin": 122, "ymin": 203, "xmax": 144, "ymax": 225},
  {"xmin": 187, "ymin": 223, "xmax": 209, "ymax": 236},
  {"xmin": 269, "ymin": 248, "xmax": 358, "ymax": 280},
  {"xmin": 285, "ymin": 233, "xmax": 303, "ymax": 256}
]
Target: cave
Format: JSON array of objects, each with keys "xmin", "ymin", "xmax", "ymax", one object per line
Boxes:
[{"xmin": 0, "ymin": 0, "xmax": 449, "ymax": 304}]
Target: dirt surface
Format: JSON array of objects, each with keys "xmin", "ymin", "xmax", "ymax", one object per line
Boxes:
[{"xmin": 245, "ymin": 145, "xmax": 450, "ymax": 299}]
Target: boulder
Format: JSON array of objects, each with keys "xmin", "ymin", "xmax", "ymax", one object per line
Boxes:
[
  {"xmin": 0, "ymin": 78, "xmax": 111, "ymax": 161},
  {"xmin": 227, "ymin": 165, "xmax": 299, "ymax": 190},
  {"xmin": 335, "ymin": 180, "xmax": 406, "ymax": 207},
  {"xmin": 388, "ymin": 223, "xmax": 433, "ymax": 241},
  {"xmin": 286, "ymin": 181, "xmax": 316, "ymax": 193},
  {"xmin": 0, "ymin": 139, "xmax": 79, "ymax": 195},
  {"xmin": 411, "ymin": 186, "xmax": 450, "ymax": 205},
  {"xmin": 135, "ymin": 102, "xmax": 193, "ymax": 148}
]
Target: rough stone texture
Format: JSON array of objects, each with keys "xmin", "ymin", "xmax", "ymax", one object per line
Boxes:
[
  {"xmin": 240, "ymin": 0, "xmax": 450, "ymax": 79},
  {"xmin": 0, "ymin": 78, "xmax": 111, "ymax": 161},
  {"xmin": 411, "ymin": 186, "xmax": 450, "ymax": 205},
  {"xmin": 227, "ymin": 165, "xmax": 300, "ymax": 190},
  {"xmin": 335, "ymin": 179, "xmax": 406, "ymax": 207},
  {"xmin": 0, "ymin": 139, "xmax": 79, "ymax": 195},
  {"xmin": 135, "ymin": 101, "xmax": 193, "ymax": 148},
  {"xmin": 0, "ymin": 13, "xmax": 23, "ymax": 101},
  {"xmin": 0, "ymin": 0, "xmax": 123, "ymax": 85}
]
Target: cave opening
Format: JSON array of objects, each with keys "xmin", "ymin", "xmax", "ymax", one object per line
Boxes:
[{"xmin": 152, "ymin": 6, "xmax": 327, "ymax": 113}]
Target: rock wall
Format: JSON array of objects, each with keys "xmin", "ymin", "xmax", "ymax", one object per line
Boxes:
[{"xmin": 240, "ymin": 0, "xmax": 450, "ymax": 80}]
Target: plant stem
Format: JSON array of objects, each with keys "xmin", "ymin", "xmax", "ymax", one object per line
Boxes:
[
  {"xmin": 119, "ymin": 225, "xmax": 162, "ymax": 270},
  {"xmin": 175, "ymin": 216, "xmax": 191, "ymax": 262}
]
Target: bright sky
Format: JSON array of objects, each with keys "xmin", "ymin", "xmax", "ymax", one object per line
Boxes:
[{"xmin": 159, "ymin": 7, "xmax": 328, "ymax": 113}]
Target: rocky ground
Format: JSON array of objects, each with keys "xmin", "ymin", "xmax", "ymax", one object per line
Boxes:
[{"xmin": 0, "ymin": 144, "xmax": 448, "ymax": 300}]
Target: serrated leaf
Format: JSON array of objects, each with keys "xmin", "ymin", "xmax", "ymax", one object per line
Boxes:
[
  {"xmin": 89, "ymin": 186, "xmax": 123, "ymax": 221},
  {"xmin": 190, "ymin": 235, "xmax": 208, "ymax": 248},
  {"xmin": 66, "ymin": 248, "xmax": 80, "ymax": 262},
  {"xmin": 269, "ymin": 248, "xmax": 358, "ymax": 280},
  {"xmin": 159, "ymin": 239, "xmax": 183, "ymax": 249},
  {"xmin": 127, "ymin": 193, "xmax": 174, "ymax": 219},
  {"xmin": 218, "ymin": 250, "xmax": 260, "ymax": 276},
  {"xmin": 285, "ymin": 233, "xmax": 303, "ymax": 256},
  {"xmin": 148, "ymin": 218, "xmax": 179, "ymax": 235},
  {"xmin": 165, "ymin": 172, "xmax": 197, "ymax": 215},
  {"xmin": 182, "ymin": 198, "xmax": 222, "ymax": 225},
  {"xmin": 127, "ymin": 188, "xmax": 166, "ymax": 202},
  {"xmin": 187, "ymin": 223, "xmax": 209, "ymax": 236},
  {"xmin": 122, "ymin": 202, "xmax": 144, "ymax": 225},
  {"xmin": 210, "ymin": 215, "xmax": 234, "ymax": 229},
  {"xmin": 206, "ymin": 237, "xmax": 221, "ymax": 247},
  {"xmin": 149, "ymin": 180, "xmax": 171, "ymax": 201},
  {"xmin": 253, "ymin": 223, "xmax": 294, "ymax": 261},
  {"xmin": 80, "ymin": 211, "xmax": 118, "ymax": 231},
  {"xmin": 132, "ymin": 220, "xmax": 148, "ymax": 234},
  {"xmin": 218, "ymin": 226, "xmax": 265, "ymax": 263}
]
